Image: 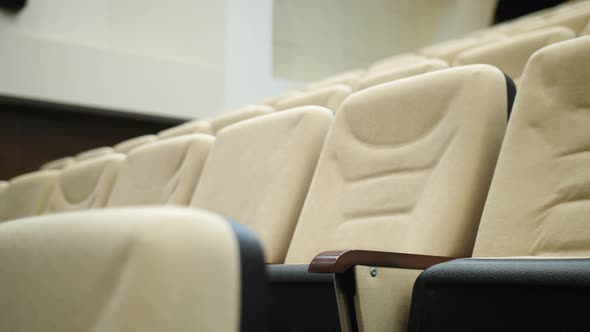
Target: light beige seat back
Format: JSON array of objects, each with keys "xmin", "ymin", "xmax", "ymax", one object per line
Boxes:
[
  {"xmin": 0, "ymin": 207, "xmax": 268, "ymax": 332},
  {"xmin": 286, "ymin": 65, "xmax": 511, "ymax": 264},
  {"xmin": 107, "ymin": 134, "xmax": 214, "ymax": 207},
  {"xmin": 40, "ymin": 156, "xmax": 75, "ymax": 170},
  {"xmin": 302, "ymin": 69, "xmax": 365, "ymax": 91},
  {"xmin": 583, "ymin": 20, "xmax": 590, "ymax": 35},
  {"xmin": 368, "ymin": 53, "xmax": 429, "ymax": 72},
  {"xmin": 191, "ymin": 107, "xmax": 333, "ymax": 263},
  {"xmin": 521, "ymin": 7, "xmax": 590, "ymax": 34},
  {"xmin": 157, "ymin": 120, "xmax": 213, "ymax": 139},
  {"xmin": 454, "ymin": 27, "xmax": 575, "ymax": 84},
  {"xmin": 0, "ymin": 170, "xmax": 59, "ymax": 222},
  {"xmin": 75, "ymin": 146, "xmax": 114, "ymax": 161},
  {"xmin": 208, "ymin": 105, "xmax": 274, "ymax": 134},
  {"xmin": 420, "ymin": 34, "xmax": 504, "ymax": 63},
  {"xmin": 275, "ymin": 84, "xmax": 352, "ymax": 112},
  {"xmin": 113, "ymin": 134, "xmax": 158, "ymax": 153},
  {"xmin": 44, "ymin": 154, "xmax": 125, "ymax": 214},
  {"xmin": 355, "ymin": 59, "xmax": 448, "ymax": 91},
  {"xmin": 474, "ymin": 37, "xmax": 590, "ymax": 257}
]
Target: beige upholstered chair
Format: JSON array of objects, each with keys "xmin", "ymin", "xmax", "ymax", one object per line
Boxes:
[
  {"xmin": 474, "ymin": 36, "xmax": 590, "ymax": 257},
  {"xmin": 454, "ymin": 27, "xmax": 575, "ymax": 84},
  {"xmin": 284, "ymin": 65, "xmax": 512, "ymax": 332},
  {"xmin": 0, "ymin": 207, "xmax": 268, "ymax": 332},
  {"xmin": 518, "ymin": 7, "xmax": 590, "ymax": 34},
  {"xmin": 113, "ymin": 134, "xmax": 158, "ymax": 153},
  {"xmin": 0, "ymin": 170, "xmax": 59, "ymax": 222},
  {"xmin": 355, "ymin": 59, "xmax": 448, "ymax": 91},
  {"xmin": 43, "ymin": 154, "xmax": 125, "ymax": 214},
  {"xmin": 368, "ymin": 53, "xmax": 430, "ymax": 72},
  {"xmin": 157, "ymin": 120, "xmax": 213, "ymax": 139},
  {"xmin": 207, "ymin": 105, "xmax": 274, "ymax": 134},
  {"xmin": 274, "ymin": 84, "xmax": 352, "ymax": 112},
  {"xmin": 419, "ymin": 34, "xmax": 504, "ymax": 63},
  {"xmin": 302, "ymin": 69, "xmax": 365, "ymax": 91},
  {"xmin": 40, "ymin": 156, "xmax": 75, "ymax": 170},
  {"xmin": 192, "ymin": 106, "xmax": 333, "ymax": 264},
  {"xmin": 75, "ymin": 146, "xmax": 114, "ymax": 161},
  {"xmin": 107, "ymin": 134, "xmax": 214, "ymax": 207}
]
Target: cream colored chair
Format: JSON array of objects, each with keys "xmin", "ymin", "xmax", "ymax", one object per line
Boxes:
[
  {"xmin": 113, "ymin": 134, "xmax": 158, "ymax": 153},
  {"xmin": 274, "ymin": 84, "xmax": 352, "ymax": 112},
  {"xmin": 44, "ymin": 153, "xmax": 125, "ymax": 214},
  {"xmin": 0, "ymin": 207, "xmax": 269, "ymax": 332},
  {"xmin": 355, "ymin": 59, "xmax": 448, "ymax": 91},
  {"xmin": 40, "ymin": 156, "xmax": 75, "ymax": 170},
  {"xmin": 0, "ymin": 170, "xmax": 59, "ymax": 222},
  {"xmin": 454, "ymin": 27, "xmax": 575, "ymax": 84},
  {"xmin": 158, "ymin": 120, "xmax": 213, "ymax": 139},
  {"xmin": 583, "ymin": 20, "xmax": 590, "ymax": 35},
  {"xmin": 191, "ymin": 106, "xmax": 333, "ymax": 264},
  {"xmin": 519, "ymin": 7, "xmax": 590, "ymax": 34},
  {"xmin": 75, "ymin": 146, "xmax": 114, "ymax": 161},
  {"xmin": 208, "ymin": 105, "xmax": 274, "ymax": 134},
  {"xmin": 419, "ymin": 34, "xmax": 505, "ymax": 63},
  {"xmin": 107, "ymin": 134, "xmax": 214, "ymax": 207},
  {"xmin": 408, "ymin": 36, "xmax": 590, "ymax": 332},
  {"xmin": 279, "ymin": 65, "xmax": 513, "ymax": 332},
  {"xmin": 368, "ymin": 53, "xmax": 430, "ymax": 72},
  {"xmin": 302, "ymin": 69, "xmax": 365, "ymax": 91}
]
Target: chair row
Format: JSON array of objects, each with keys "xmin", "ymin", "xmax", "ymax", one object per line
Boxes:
[{"xmin": 1, "ymin": 34, "xmax": 589, "ymax": 332}]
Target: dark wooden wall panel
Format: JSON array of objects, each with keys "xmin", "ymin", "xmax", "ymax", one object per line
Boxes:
[{"xmin": 0, "ymin": 96, "xmax": 187, "ymax": 180}]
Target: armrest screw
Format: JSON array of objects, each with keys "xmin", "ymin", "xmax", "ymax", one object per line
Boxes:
[{"xmin": 370, "ymin": 267, "xmax": 377, "ymax": 277}]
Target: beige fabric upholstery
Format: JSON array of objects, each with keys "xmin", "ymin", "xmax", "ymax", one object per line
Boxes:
[
  {"xmin": 420, "ymin": 34, "xmax": 504, "ymax": 63},
  {"xmin": 192, "ymin": 107, "xmax": 333, "ymax": 263},
  {"xmin": 107, "ymin": 134, "xmax": 214, "ymax": 207},
  {"xmin": 275, "ymin": 84, "xmax": 352, "ymax": 112},
  {"xmin": 113, "ymin": 134, "xmax": 158, "ymax": 154},
  {"xmin": 355, "ymin": 59, "xmax": 448, "ymax": 91},
  {"xmin": 454, "ymin": 27, "xmax": 575, "ymax": 83},
  {"xmin": 40, "ymin": 156, "xmax": 75, "ymax": 170},
  {"xmin": 286, "ymin": 65, "xmax": 508, "ymax": 264},
  {"xmin": 355, "ymin": 266, "xmax": 422, "ymax": 332},
  {"xmin": 208, "ymin": 105, "xmax": 274, "ymax": 133},
  {"xmin": 474, "ymin": 37, "xmax": 590, "ymax": 257},
  {"xmin": 0, "ymin": 207, "xmax": 241, "ymax": 332},
  {"xmin": 157, "ymin": 120, "xmax": 213, "ymax": 139},
  {"xmin": 368, "ymin": 53, "xmax": 430, "ymax": 72},
  {"xmin": 0, "ymin": 181, "xmax": 6, "ymax": 191},
  {"xmin": 262, "ymin": 90, "xmax": 299, "ymax": 107},
  {"xmin": 75, "ymin": 146, "xmax": 114, "ymax": 161},
  {"xmin": 44, "ymin": 154, "xmax": 125, "ymax": 214},
  {"xmin": 583, "ymin": 20, "xmax": 590, "ymax": 35},
  {"xmin": 521, "ymin": 7, "xmax": 590, "ymax": 33},
  {"xmin": 0, "ymin": 170, "xmax": 59, "ymax": 222},
  {"xmin": 302, "ymin": 69, "xmax": 365, "ymax": 91}
]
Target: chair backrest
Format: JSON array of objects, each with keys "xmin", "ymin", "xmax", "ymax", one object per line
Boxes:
[
  {"xmin": 43, "ymin": 154, "xmax": 125, "ymax": 214},
  {"xmin": 302, "ymin": 69, "xmax": 365, "ymax": 91},
  {"xmin": 583, "ymin": 20, "xmax": 590, "ymax": 35},
  {"xmin": 107, "ymin": 134, "xmax": 214, "ymax": 207},
  {"xmin": 368, "ymin": 53, "xmax": 430, "ymax": 72},
  {"xmin": 40, "ymin": 156, "xmax": 75, "ymax": 171},
  {"xmin": 75, "ymin": 146, "xmax": 114, "ymax": 161},
  {"xmin": 522, "ymin": 7, "xmax": 590, "ymax": 34},
  {"xmin": 157, "ymin": 120, "xmax": 213, "ymax": 139},
  {"xmin": 454, "ymin": 27, "xmax": 575, "ymax": 83},
  {"xmin": 473, "ymin": 37, "xmax": 590, "ymax": 257},
  {"xmin": 0, "ymin": 207, "xmax": 268, "ymax": 332},
  {"xmin": 286, "ymin": 65, "xmax": 512, "ymax": 264},
  {"xmin": 191, "ymin": 107, "xmax": 333, "ymax": 263},
  {"xmin": 0, "ymin": 170, "xmax": 59, "ymax": 222},
  {"xmin": 208, "ymin": 105, "xmax": 274, "ymax": 134},
  {"xmin": 355, "ymin": 59, "xmax": 448, "ymax": 91},
  {"xmin": 113, "ymin": 134, "xmax": 158, "ymax": 154},
  {"xmin": 274, "ymin": 84, "xmax": 352, "ymax": 112},
  {"xmin": 420, "ymin": 34, "xmax": 504, "ymax": 63}
]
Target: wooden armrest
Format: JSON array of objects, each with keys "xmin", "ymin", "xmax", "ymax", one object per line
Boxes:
[{"xmin": 308, "ymin": 250, "xmax": 458, "ymax": 273}]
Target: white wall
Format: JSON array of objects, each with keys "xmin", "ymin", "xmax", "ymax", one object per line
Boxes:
[
  {"xmin": 0, "ymin": 0, "xmax": 227, "ymax": 118},
  {"xmin": 224, "ymin": 0, "xmax": 301, "ymax": 110}
]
